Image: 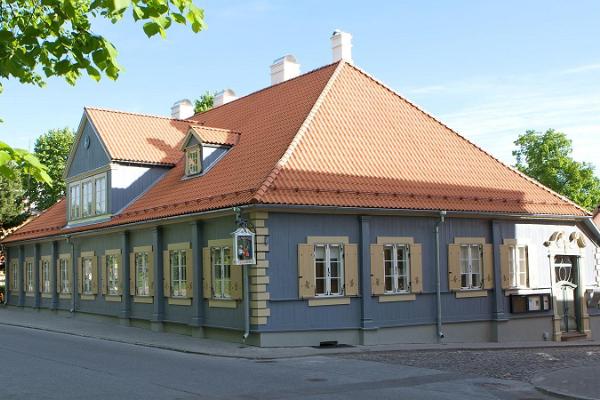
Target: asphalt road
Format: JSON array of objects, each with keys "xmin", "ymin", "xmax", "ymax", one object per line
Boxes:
[{"xmin": 0, "ymin": 325, "xmax": 558, "ymax": 400}]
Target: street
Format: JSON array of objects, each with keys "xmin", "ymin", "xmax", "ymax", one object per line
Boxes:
[{"xmin": 0, "ymin": 325, "xmax": 565, "ymax": 400}]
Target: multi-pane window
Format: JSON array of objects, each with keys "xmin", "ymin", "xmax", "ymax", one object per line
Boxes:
[
  {"xmin": 135, "ymin": 252, "xmax": 150, "ymax": 296},
  {"xmin": 25, "ymin": 261, "xmax": 34, "ymax": 292},
  {"xmin": 95, "ymin": 176, "xmax": 106, "ymax": 215},
  {"xmin": 508, "ymin": 245, "xmax": 528, "ymax": 288},
  {"xmin": 211, "ymin": 246, "xmax": 231, "ymax": 299},
  {"xmin": 384, "ymin": 244, "xmax": 410, "ymax": 293},
  {"xmin": 170, "ymin": 250, "xmax": 187, "ymax": 298},
  {"xmin": 70, "ymin": 184, "xmax": 81, "ymax": 219},
  {"xmin": 82, "ymin": 257, "xmax": 93, "ymax": 294},
  {"xmin": 11, "ymin": 262, "xmax": 18, "ymax": 291},
  {"xmin": 106, "ymin": 255, "xmax": 120, "ymax": 295},
  {"xmin": 460, "ymin": 244, "xmax": 482, "ymax": 289},
  {"xmin": 42, "ymin": 260, "xmax": 51, "ymax": 293},
  {"xmin": 186, "ymin": 147, "xmax": 200, "ymax": 176},
  {"xmin": 82, "ymin": 181, "xmax": 93, "ymax": 217},
  {"xmin": 59, "ymin": 258, "xmax": 70, "ymax": 293},
  {"xmin": 314, "ymin": 244, "xmax": 344, "ymax": 296}
]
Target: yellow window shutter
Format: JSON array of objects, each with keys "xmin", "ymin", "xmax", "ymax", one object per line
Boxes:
[
  {"xmin": 202, "ymin": 247, "xmax": 211, "ymax": 299},
  {"xmin": 116, "ymin": 254, "xmax": 123, "ymax": 295},
  {"xmin": 344, "ymin": 244, "xmax": 359, "ymax": 296},
  {"xmin": 410, "ymin": 243, "xmax": 423, "ymax": 294},
  {"xmin": 147, "ymin": 251, "xmax": 155, "ymax": 296},
  {"xmin": 499, "ymin": 244, "xmax": 510, "ymax": 289},
  {"xmin": 163, "ymin": 250, "xmax": 171, "ymax": 298},
  {"xmin": 100, "ymin": 255, "xmax": 107, "ymax": 295},
  {"xmin": 298, "ymin": 243, "xmax": 315, "ymax": 299},
  {"xmin": 91, "ymin": 256, "xmax": 98, "ymax": 294},
  {"xmin": 38, "ymin": 260, "xmax": 43, "ymax": 292},
  {"xmin": 370, "ymin": 244, "xmax": 385, "ymax": 295},
  {"xmin": 129, "ymin": 253, "xmax": 135, "ymax": 295},
  {"xmin": 448, "ymin": 244, "xmax": 461, "ymax": 291},
  {"xmin": 483, "ymin": 244, "xmax": 494, "ymax": 289},
  {"xmin": 56, "ymin": 259, "xmax": 60, "ymax": 293},
  {"xmin": 230, "ymin": 264, "xmax": 243, "ymax": 300},
  {"xmin": 185, "ymin": 249, "xmax": 193, "ymax": 298},
  {"xmin": 67, "ymin": 258, "xmax": 72, "ymax": 293},
  {"xmin": 526, "ymin": 245, "xmax": 535, "ymax": 289},
  {"xmin": 77, "ymin": 257, "xmax": 83, "ymax": 294}
]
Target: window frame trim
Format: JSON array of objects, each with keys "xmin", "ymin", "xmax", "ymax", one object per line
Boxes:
[
  {"xmin": 313, "ymin": 242, "xmax": 345, "ymax": 298},
  {"xmin": 185, "ymin": 144, "xmax": 202, "ymax": 176},
  {"xmin": 382, "ymin": 243, "xmax": 411, "ymax": 294},
  {"xmin": 459, "ymin": 243, "xmax": 483, "ymax": 290}
]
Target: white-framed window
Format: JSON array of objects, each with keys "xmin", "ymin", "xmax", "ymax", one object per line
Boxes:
[
  {"xmin": 95, "ymin": 176, "xmax": 107, "ymax": 215},
  {"xmin": 11, "ymin": 261, "xmax": 18, "ymax": 291},
  {"xmin": 42, "ymin": 260, "xmax": 51, "ymax": 293},
  {"xmin": 211, "ymin": 246, "xmax": 231, "ymax": 299},
  {"xmin": 59, "ymin": 258, "xmax": 70, "ymax": 293},
  {"xmin": 135, "ymin": 252, "xmax": 150, "ymax": 296},
  {"xmin": 106, "ymin": 255, "xmax": 120, "ymax": 295},
  {"xmin": 170, "ymin": 250, "xmax": 187, "ymax": 298},
  {"xmin": 25, "ymin": 261, "xmax": 34, "ymax": 292},
  {"xmin": 384, "ymin": 244, "xmax": 410, "ymax": 294},
  {"xmin": 69, "ymin": 184, "xmax": 81, "ymax": 219},
  {"xmin": 82, "ymin": 180, "xmax": 93, "ymax": 217},
  {"xmin": 186, "ymin": 146, "xmax": 201, "ymax": 176},
  {"xmin": 82, "ymin": 257, "xmax": 93, "ymax": 294},
  {"xmin": 460, "ymin": 244, "xmax": 482, "ymax": 289},
  {"xmin": 508, "ymin": 245, "xmax": 528, "ymax": 288},
  {"xmin": 314, "ymin": 244, "xmax": 344, "ymax": 297}
]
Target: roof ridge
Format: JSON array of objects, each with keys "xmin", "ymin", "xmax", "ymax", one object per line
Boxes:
[
  {"xmin": 252, "ymin": 61, "xmax": 347, "ymax": 202},
  {"xmin": 85, "ymin": 106, "xmax": 199, "ymax": 123},
  {"xmin": 343, "ymin": 63, "xmax": 590, "ymax": 216}
]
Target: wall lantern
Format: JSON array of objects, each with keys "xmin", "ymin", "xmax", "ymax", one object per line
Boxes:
[{"xmin": 233, "ymin": 227, "xmax": 256, "ymax": 265}]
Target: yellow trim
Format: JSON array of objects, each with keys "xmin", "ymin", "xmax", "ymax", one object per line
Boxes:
[
  {"xmin": 207, "ymin": 238, "xmax": 233, "ymax": 248},
  {"xmin": 105, "ymin": 295, "xmax": 122, "ymax": 302},
  {"xmin": 308, "ymin": 297, "xmax": 351, "ymax": 306},
  {"xmin": 455, "ymin": 290, "xmax": 488, "ymax": 298},
  {"xmin": 378, "ymin": 293, "xmax": 416, "ymax": 302},
  {"xmin": 25, "ymin": 293, "xmax": 34, "ymax": 297},
  {"xmin": 454, "ymin": 237, "xmax": 486, "ymax": 245},
  {"xmin": 59, "ymin": 253, "xmax": 72, "ymax": 260},
  {"xmin": 105, "ymin": 249, "xmax": 122, "ymax": 256},
  {"xmin": 40, "ymin": 255, "xmax": 52, "ymax": 262},
  {"xmin": 503, "ymin": 238, "xmax": 518, "ymax": 245},
  {"xmin": 167, "ymin": 242, "xmax": 191, "ymax": 251},
  {"xmin": 168, "ymin": 298, "xmax": 192, "ymax": 306},
  {"xmin": 133, "ymin": 296, "xmax": 153, "ymax": 304},
  {"xmin": 59, "ymin": 293, "xmax": 72, "ymax": 300},
  {"xmin": 80, "ymin": 294, "xmax": 96, "ymax": 301},
  {"xmin": 209, "ymin": 299, "xmax": 237, "ymax": 308},
  {"xmin": 376, "ymin": 236, "xmax": 414, "ymax": 245},
  {"xmin": 306, "ymin": 236, "xmax": 349, "ymax": 245},
  {"xmin": 41, "ymin": 293, "xmax": 52, "ymax": 299},
  {"xmin": 133, "ymin": 246, "xmax": 152, "ymax": 253},
  {"xmin": 80, "ymin": 251, "xmax": 95, "ymax": 257}
]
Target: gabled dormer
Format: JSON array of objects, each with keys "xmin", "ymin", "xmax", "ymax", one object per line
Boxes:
[{"xmin": 181, "ymin": 126, "xmax": 240, "ymax": 178}]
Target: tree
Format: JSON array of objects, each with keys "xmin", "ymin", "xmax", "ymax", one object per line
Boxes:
[
  {"xmin": 25, "ymin": 128, "xmax": 75, "ymax": 211},
  {"xmin": 0, "ymin": 165, "xmax": 26, "ymax": 231},
  {"xmin": 513, "ymin": 129, "xmax": 600, "ymax": 211},
  {"xmin": 194, "ymin": 91, "xmax": 215, "ymax": 113},
  {"xmin": 0, "ymin": 0, "xmax": 206, "ymax": 182}
]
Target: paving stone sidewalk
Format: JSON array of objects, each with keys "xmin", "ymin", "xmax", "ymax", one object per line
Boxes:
[{"xmin": 533, "ymin": 366, "xmax": 600, "ymax": 400}]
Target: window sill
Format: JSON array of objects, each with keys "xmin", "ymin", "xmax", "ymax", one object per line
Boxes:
[
  {"xmin": 41, "ymin": 293, "xmax": 52, "ymax": 299},
  {"xmin": 168, "ymin": 297, "xmax": 192, "ymax": 306},
  {"xmin": 378, "ymin": 293, "xmax": 416, "ymax": 303},
  {"xmin": 80, "ymin": 294, "xmax": 96, "ymax": 301},
  {"xmin": 209, "ymin": 299, "xmax": 237, "ymax": 308},
  {"xmin": 308, "ymin": 297, "xmax": 351, "ymax": 307},
  {"xmin": 25, "ymin": 293, "xmax": 34, "ymax": 297},
  {"xmin": 105, "ymin": 295, "xmax": 122, "ymax": 302},
  {"xmin": 59, "ymin": 293, "xmax": 72, "ymax": 299},
  {"xmin": 133, "ymin": 296, "xmax": 153, "ymax": 304},
  {"xmin": 504, "ymin": 288, "xmax": 551, "ymax": 296},
  {"xmin": 455, "ymin": 290, "xmax": 488, "ymax": 298}
]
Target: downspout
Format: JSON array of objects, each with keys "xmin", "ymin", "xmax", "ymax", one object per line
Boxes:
[
  {"xmin": 435, "ymin": 211, "xmax": 446, "ymax": 342},
  {"xmin": 242, "ymin": 265, "xmax": 250, "ymax": 343},
  {"xmin": 67, "ymin": 236, "xmax": 75, "ymax": 313}
]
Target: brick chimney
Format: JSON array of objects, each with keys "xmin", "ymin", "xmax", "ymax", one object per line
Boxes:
[{"xmin": 331, "ymin": 29, "xmax": 353, "ymax": 64}]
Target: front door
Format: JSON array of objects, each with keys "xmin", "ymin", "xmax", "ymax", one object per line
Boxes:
[{"xmin": 554, "ymin": 255, "xmax": 578, "ymax": 332}]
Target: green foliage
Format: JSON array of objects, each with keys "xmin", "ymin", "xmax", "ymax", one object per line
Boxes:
[
  {"xmin": 0, "ymin": 164, "xmax": 26, "ymax": 229},
  {"xmin": 513, "ymin": 129, "xmax": 600, "ymax": 211},
  {"xmin": 194, "ymin": 91, "xmax": 215, "ymax": 113},
  {"xmin": 25, "ymin": 128, "xmax": 74, "ymax": 211},
  {"xmin": 0, "ymin": 140, "xmax": 51, "ymax": 184}
]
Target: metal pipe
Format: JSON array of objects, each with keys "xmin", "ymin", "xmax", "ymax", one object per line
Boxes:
[
  {"xmin": 66, "ymin": 236, "xmax": 75, "ymax": 313},
  {"xmin": 242, "ymin": 264, "xmax": 250, "ymax": 343},
  {"xmin": 435, "ymin": 211, "xmax": 446, "ymax": 342}
]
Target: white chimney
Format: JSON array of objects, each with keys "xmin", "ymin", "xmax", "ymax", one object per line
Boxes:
[
  {"xmin": 213, "ymin": 89, "xmax": 237, "ymax": 107},
  {"xmin": 171, "ymin": 99, "xmax": 194, "ymax": 119},
  {"xmin": 270, "ymin": 55, "xmax": 300, "ymax": 85},
  {"xmin": 331, "ymin": 29, "xmax": 353, "ymax": 64}
]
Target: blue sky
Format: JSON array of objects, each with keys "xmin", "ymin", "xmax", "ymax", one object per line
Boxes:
[{"xmin": 1, "ymin": 1, "xmax": 599, "ymax": 167}]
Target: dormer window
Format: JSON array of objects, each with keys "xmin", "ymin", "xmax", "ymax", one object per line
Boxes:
[
  {"xmin": 186, "ymin": 145, "xmax": 201, "ymax": 176},
  {"xmin": 68, "ymin": 172, "xmax": 108, "ymax": 222}
]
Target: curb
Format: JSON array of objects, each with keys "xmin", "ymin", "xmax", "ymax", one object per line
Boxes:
[{"xmin": 534, "ymin": 385, "xmax": 594, "ymax": 400}]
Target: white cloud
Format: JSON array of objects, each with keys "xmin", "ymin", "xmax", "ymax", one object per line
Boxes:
[{"xmin": 561, "ymin": 63, "xmax": 600, "ymax": 75}]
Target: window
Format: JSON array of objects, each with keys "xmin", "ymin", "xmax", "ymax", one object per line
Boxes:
[
  {"xmin": 106, "ymin": 255, "xmax": 120, "ymax": 295},
  {"xmin": 508, "ymin": 245, "xmax": 528, "ymax": 288},
  {"xmin": 70, "ymin": 184, "xmax": 81, "ymax": 219},
  {"xmin": 41, "ymin": 260, "xmax": 51, "ymax": 293},
  {"xmin": 460, "ymin": 244, "xmax": 482, "ymax": 289},
  {"xmin": 554, "ymin": 255, "xmax": 576, "ymax": 284},
  {"xmin": 82, "ymin": 181, "xmax": 93, "ymax": 217},
  {"xmin": 170, "ymin": 250, "xmax": 187, "ymax": 298},
  {"xmin": 11, "ymin": 262, "xmax": 18, "ymax": 291},
  {"xmin": 59, "ymin": 258, "xmax": 70, "ymax": 293},
  {"xmin": 314, "ymin": 244, "xmax": 344, "ymax": 296},
  {"xmin": 384, "ymin": 244, "xmax": 410, "ymax": 293},
  {"xmin": 95, "ymin": 176, "xmax": 106, "ymax": 215},
  {"xmin": 25, "ymin": 261, "xmax": 34, "ymax": 292},
  {"xmin": 211, "ymin": 246, "xmax": 231, "ymax": 299},
  {"xmin": 186, "ymin": 147, "xmax": 201, "ymax": 176},
  {"xmin": 82, "ymin": 257, "xmax": 93, "ymax": 294},
  {"xmin": 135, "ymin": 252, "xmax": 150, "ymax": 296}
]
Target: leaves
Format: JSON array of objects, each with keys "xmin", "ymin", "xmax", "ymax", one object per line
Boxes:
[{"xmin": 194, "ymin": 91, "xmax": 215, "ymax": 113}]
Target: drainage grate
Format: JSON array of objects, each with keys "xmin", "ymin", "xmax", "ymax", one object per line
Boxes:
[{"xmin": 312, "ymin": 340, "xmax": 353, "ymax": 349}]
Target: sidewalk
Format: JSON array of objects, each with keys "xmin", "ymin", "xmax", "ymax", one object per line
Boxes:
[
  {"xmin": 533, "ymin": 366, "xmax": 600, "ymax": 400},
  {"xmin": 0, "ymin": 306, "xmax": 598, "ymax": 360}
]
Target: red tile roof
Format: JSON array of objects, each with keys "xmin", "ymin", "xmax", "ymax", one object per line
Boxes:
[
  {"xmin": 4, "ymin": 61, "xmax": 587, "ymax": 244},
  {"xmin": 188, "ymin": 126, "xmax": 240, "ymax": 147}
]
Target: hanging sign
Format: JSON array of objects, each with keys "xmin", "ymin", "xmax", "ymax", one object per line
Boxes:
[{"xmin": 233, "ymin": 227, "xmax": 256, "ymax": 265}]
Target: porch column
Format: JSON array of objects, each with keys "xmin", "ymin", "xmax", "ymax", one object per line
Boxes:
[
  {"xmin": 33, "ymin": 243, "xmax": 41, "ymax": 309},
  {"xmin": 18, "ymin": 245, "xmax": 25, "ymax": 307},
  {"xmin": 190, "ymin": 220, "xmax": 204, "ymax": 336},
  {"xmin": 120, "ymin": 231, "xmax": 131, "ymax": 324},
  {"xmin": 50, "ymin": 241, "xmax": 58, "ymax": 310},
  {"xmin": 151, "ymin": 226, "xmax": 164, "ymax": 331}
]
